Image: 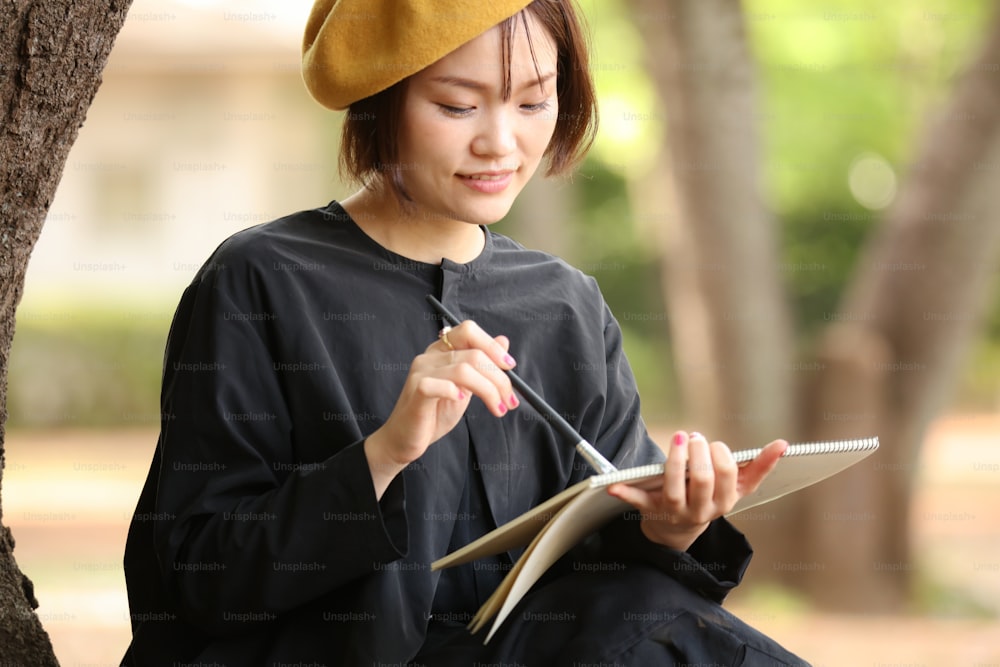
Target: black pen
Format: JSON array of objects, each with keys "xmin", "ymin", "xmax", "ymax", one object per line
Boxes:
[{"xmin": 426, "ymin": 294, "xmax": 618, "ymax": 475}]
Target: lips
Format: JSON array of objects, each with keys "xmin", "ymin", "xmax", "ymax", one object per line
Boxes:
[{"xmin": 458, "ymin": 170, "xmax": 515, "ymax": 194}]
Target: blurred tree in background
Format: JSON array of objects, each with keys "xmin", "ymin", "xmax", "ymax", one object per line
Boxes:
[
  {"xmin": 628, "ymin": 0, "xmax": 1000, "ymax": 611},
  {"xmin": 507, "ymin": 0, "xmax": 1000, "ymax": 610},
  {"xmin": 513, "ymin": 0, "xmax": 1000, "ymax": 610}
]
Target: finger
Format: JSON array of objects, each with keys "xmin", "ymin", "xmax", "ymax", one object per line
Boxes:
[
  {"xmin": 424, "ymin": 324, "xmax": 518, "ymax": 409},
  {"xmin": 436, "ymin": 326, "xmax": 458, "ymax": 353},
  {"xmin": 448, "ymin": 333, "xmax": 518, "ymax": 409},
  {"xmin": 737, "ymin": 439, "xmax": 788, "ymax": 496},
  {"xmin": 443, "ymin": 355, "xmax": 515, "ymax": 417},
  {"xmin": 434, "ymin": 350, "xmax": 518, "ymax": 417},
  {"xmin": 663, "ymin": 431, "xmax": 689, "ymax": 508},
  {"xmin": 419, "ymin": 345, "xmax": 508, "ymax": 387},
  {"xmin": 709, "ymin": 440, "xmax": 739, "ymax": 510},
  {"xmin": 686, "ymin": 433, "xmax": 714, "ymax": 516},
  {"xmin": 417, "ymin": 346, "xmax": 519, "ymax": 413},
  {"xmin": 413, "ymin": 375, "xmax": 468, "ymax": 403},
  {"xmin": 606, "ymin": 483, "xmax": 658, "ymax": 514},
  {"xmin": 426, "ymin": 328, "xmax": 458, "ymax": 355},
  {"xmin": 443, "ymin": 320, "xmax": 517, "ymax": 370}
]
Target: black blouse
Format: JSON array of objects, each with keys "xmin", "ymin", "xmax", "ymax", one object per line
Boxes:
[{"xmin": 122, "ymin": 201, "xmax": 753, "ymax": 666}]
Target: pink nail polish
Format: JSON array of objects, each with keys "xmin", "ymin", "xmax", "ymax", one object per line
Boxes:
[
  {"xmin": 673, "ymin": 433, "xmax": 685, "ymax": 446},
  {"xmin": 498, "ymin": 402, "xmax": 508, "ymax": 415},
  {"xmin": 504, "ymin": 354, "xmax": 516, "ymax": 368},
  {"xmin": 457, "ymin": 391, "xmax": 466, "ymax": 400},
  {"xmin": 508, "ymin": 394, "xmax": 519, "ymax": 409}
]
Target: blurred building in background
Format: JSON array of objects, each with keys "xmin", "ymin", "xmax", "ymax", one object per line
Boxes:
[
  {"xmin": 11, "ymin": 1, "xmax": 355, "ymax": 428},
  {"xmin": 25, "ymin": 0, "xmax": 341, "ymax": 309}
]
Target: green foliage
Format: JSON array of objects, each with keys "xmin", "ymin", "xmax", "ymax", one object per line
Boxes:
[
  {"xmin": 569, "ymin": 0, "xmax": 1000, "ymax": 409},
  {"xmin": 746, "ymin": 0, "xmax": 995, "ymax": 337},
  {"xmin": 777, "ymin": 202, "xmax": 874, "ymax": 335},
  {"xmin": 953, "ymin": 336, "xmax": 1000, "ymax": 413},
  {"xmin": 8, "ymin": 306, "xmax": 170, "ymax": 428},
  {"xmin": 569, "ymin": 157, "xmax": 677, "ymax": 417}
]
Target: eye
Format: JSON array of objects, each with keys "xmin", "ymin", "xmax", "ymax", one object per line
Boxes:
[
  {"xmin": 521, "ymin": 100, "xmax": 552, "ymax": 114},
  {"xmin": 437, "ymin": 104, "xmax": 475, "ymax": 118}
]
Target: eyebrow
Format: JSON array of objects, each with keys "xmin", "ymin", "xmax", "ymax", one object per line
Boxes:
[{"xmin": 430, "ymin": 71, "xmax": 556, "ymax": 94}]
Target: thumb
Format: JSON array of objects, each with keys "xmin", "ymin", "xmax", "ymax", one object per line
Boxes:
[
  {"xmin": 606, "ymin": 483, "xmax": 656, "ymax": 514},
  {"xmin": 738, "ymin": 439, "xmax": 787, "ymax": 496}
]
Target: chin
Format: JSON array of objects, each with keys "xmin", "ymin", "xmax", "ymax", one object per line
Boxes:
[
  {"xmin": 465, "ymin": 203, "xmax": 516, "ymax": 226},
  {"xmin": 438, "ymin": 196, "xmax": 515, "ymax": 227}
]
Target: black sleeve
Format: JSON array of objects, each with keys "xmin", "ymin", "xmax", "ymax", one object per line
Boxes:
[
  {"xmin": 151, "ymin": 253, "xmax": 407, "ymax": 634},
  {"xmin": 596, "ymin": 514, "xmax": 752, "ymax": 603},
  {"xmin": 581, "ymin": 302, "xmax": 753, "ymax": 601}
]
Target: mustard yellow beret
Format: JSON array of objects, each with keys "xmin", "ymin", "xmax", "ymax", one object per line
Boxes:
[{"xmin": 302, "ymin": 0, "xmax": 534, "ymax": 110}]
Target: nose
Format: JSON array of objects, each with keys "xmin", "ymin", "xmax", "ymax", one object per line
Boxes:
[{"xmin": 471, "ymin": 108, "xmax": 517, "ymax": 159}]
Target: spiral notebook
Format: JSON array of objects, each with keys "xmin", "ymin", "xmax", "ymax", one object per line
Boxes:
[{"xmin": 432, "ymin": 436, "xmax": 880, "ymax": 641}]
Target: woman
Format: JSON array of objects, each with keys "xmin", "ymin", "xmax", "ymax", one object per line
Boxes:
[{"xmin": 122, "ymin": 0, "xmax": 808, "ymax": 664}]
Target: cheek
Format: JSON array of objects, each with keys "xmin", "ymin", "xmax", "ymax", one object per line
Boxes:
[
  {"xmin": 531, "ymin": 118, "xmax": 559, "ymax": 158},
  {"xmin": 402, "ymin": 115, "xmax": 461, "ymax": 168}
]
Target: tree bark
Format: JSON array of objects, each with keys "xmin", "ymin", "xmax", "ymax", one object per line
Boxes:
[
  {"xmin": 627, "ymin": 0, "xmax": 1000, "ymax": 609},
  {"xmin": 0, "ymin": 2, "xmax": 133, "ymax": 663},
  {"xmin": 623, "ymin": 0, "xmax": 795, "ymax": 462}
]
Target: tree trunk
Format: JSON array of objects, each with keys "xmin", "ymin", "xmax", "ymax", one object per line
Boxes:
[
  {"xmin": 507, "ymin": 173, "xmax": 577, "ymax": 260},
  {"xmin": 0, "ymin": 2, "xmax": 133, "ymax": 663},
  {"xmin": 777, "ymin": 5, "xmax": 1000, "ymax": 609},
  {"xmin": 627, "ymin": 0, "xmax": 1000, "ymax": 609},
  {"xmin": 623, "ymin": 0, "xmax": 795, "ymax": 468}
]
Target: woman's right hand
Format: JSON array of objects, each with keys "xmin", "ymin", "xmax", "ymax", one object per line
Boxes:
[{"xmin": 363, "ymin": 320, "xmax": 520, "ymax": 498}]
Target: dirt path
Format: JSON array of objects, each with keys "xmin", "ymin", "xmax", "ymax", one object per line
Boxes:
[{"xmin": 3, "ymin": 416, "xmax": 999, "ymax": 665}]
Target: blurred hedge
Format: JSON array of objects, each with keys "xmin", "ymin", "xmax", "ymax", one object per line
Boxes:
[
  {"xmin": 7, "ymin": 307, "xmax": 170, "ymax": 428},
  {"xmin": 5, "ymin": 301, "xmax": 683, "ymax": 429},
  {"xmin": 6, "ymin": 296, "xmax": 997, "ymax": 430}
]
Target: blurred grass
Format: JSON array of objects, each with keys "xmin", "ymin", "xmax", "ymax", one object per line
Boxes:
[{"xmin": 913, "ymin": 573, "xmax": 999, "ymax": 619}]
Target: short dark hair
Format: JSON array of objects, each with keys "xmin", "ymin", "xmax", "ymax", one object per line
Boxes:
[{"xmin": 338, "ymin": 0, "xmax": 599, "ymax": 204}]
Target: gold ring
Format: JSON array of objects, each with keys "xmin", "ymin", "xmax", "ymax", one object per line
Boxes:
[{"xmin": 438, "ymin": 325, "xmax": 454, "ymax": 350}]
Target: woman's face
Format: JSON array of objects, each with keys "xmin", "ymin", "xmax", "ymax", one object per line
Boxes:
[{"xmin": 396, "ymin": 12, "xmax": 559, "ymax": 227}]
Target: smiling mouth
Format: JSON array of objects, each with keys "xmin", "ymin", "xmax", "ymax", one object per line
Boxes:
[
  {"xmin": 460, "ymin": 171, "xmax": 515, "ymax": 181},
  {"xmin": 457, "ymin": 171, "xmax": 515, "ymax": 194}
]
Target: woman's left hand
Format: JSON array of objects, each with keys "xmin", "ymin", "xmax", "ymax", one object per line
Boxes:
[{"xmin": 606, "ymin": 431, "xmax": 787, "ymax": 552}]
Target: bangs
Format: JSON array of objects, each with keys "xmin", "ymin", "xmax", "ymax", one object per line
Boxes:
[{"xmin": 497, "ymin": 11, "xmax": 547, "ymax": 101}]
